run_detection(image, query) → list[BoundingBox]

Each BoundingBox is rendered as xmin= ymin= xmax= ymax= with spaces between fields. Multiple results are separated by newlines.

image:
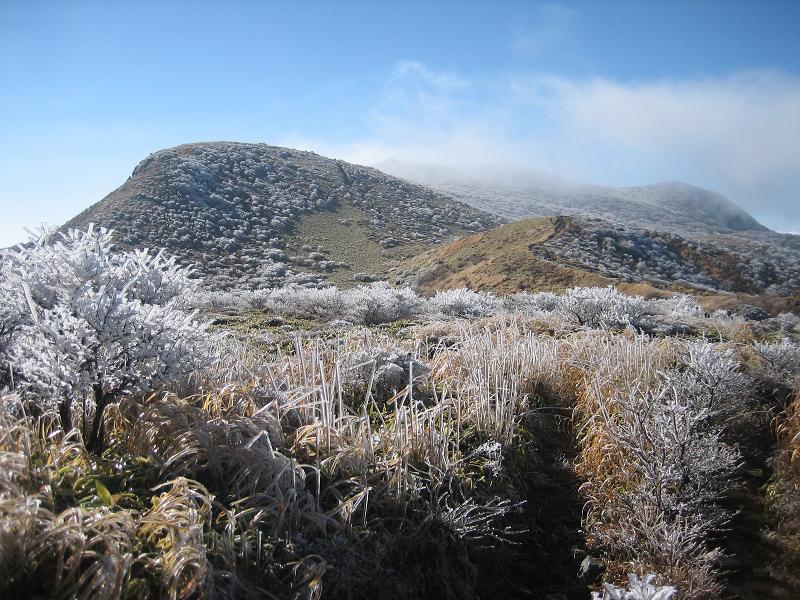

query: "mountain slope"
xmin=376 ymin=161 xmax=767 ymax=235
xmin=63 ymin=142 xmax=502 ymax=289
xmin=393 ymin=216 xmax=800 ymax=298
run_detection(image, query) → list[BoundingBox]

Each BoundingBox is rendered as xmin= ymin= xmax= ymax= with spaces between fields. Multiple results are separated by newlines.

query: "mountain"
xmin=63 ymin=142 xmax=501 ymax=289
xmin=61 ymin=143 xmax=799 ymax=299
xmin=376 ymin=160 xmax=767 ymax=236
xmin=392 ymin=216 xmax=800 ymax=300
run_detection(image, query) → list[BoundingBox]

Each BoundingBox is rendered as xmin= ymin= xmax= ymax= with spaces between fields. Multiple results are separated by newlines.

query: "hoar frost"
xmin=0 ymin=225 xmax=213 ymax=451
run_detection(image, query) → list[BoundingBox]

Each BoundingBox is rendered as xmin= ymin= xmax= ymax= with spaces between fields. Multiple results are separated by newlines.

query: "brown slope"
xmin=391 ymin=217 xmax=615 ymax=295
xmin=391 ymin=216 xmax=800 ymax=310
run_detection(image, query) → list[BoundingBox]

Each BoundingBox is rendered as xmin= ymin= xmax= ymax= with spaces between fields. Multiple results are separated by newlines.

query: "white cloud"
xmin=539 ymin=71 xmax=800 ymax=183
xmin=286 ymin=63 xmax=800 ymax=232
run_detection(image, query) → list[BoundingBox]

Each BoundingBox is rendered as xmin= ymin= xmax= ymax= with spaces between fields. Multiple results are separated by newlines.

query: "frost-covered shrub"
xmin=607 ymin=380 xmax=740 ymax=541
xmin=430 ymin=288 xmax=501 ymax=319
xmin=342 ymin=347 xmax=429 ymax=399
xmin=501 ymin=291 xmax=560 ymax=316
xmin=669 ymin=342 xmax=752 ymax=420
xmin=429 ymin=496 xmax=522 ymax=546
xmin=268 ymin=286 xmax=348 ymax=320
xmin=645 ymin=294 xmax=706 ymax=320
xmin=559 ymin=286 xmax=646 ymax=328
xmin=343 ymin=283 xmax=423 ymax=325
xmin=753 ymin=338 xmax=800 ymax=391
xmin=775 ymin=312 xmax=800 ymax=331
xmin=579 ymin=337 xmax=744 ymax=595
xmin=0 ymin=225 xmax=213 ymax=451
xmin=469 ymin=440 xmax=504 ymax=478
xmin=592 ymin=574 xmax=677 ymax=600
xmin=189 ymin=283 xmax=424 ymax=325
xmin=187 ymin=290 xmax=251 ymax=312
xmin=709 ymin=308 xmax=740 ymax=322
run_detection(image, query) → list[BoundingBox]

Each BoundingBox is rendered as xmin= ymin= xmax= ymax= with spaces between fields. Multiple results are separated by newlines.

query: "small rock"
xmin=578 ymin=555 xmax=606 ymax=584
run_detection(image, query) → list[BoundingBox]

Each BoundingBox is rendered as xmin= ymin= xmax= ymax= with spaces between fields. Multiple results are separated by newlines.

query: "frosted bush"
xmin=431 ymin=496 xmax=522 ymax=546
xmin=592 ymin=574 xmax=677 ymax=600
xmin=243 ymin=289 xmax=274 ymax=310
xmin=430 ymin=288 xmax=501 ymax=319
xmin=470 ymin=440 xmax=504 ymax=478
xmin=502 ymin=291 xmax=560 ymax=316
xmin=343 ymin=283 xmax=423 ymax=325
xmin=0 ymin=225 xmax=213 ymax=452
xmin=559 ymin=286 xmax=646 ymax=328
xmin=269 ymin=286 xmax=348 ymax=320
xmin=586 ymin=341 xmax=745 ymax=592
xmin=775 ymin=312 xmax=800 ymax=330
xmin=709 ymin=308 xmax=739 ymax=322
xmin=753 ymin=338 xmax=800 ymax=390
xmin=670 ymin=341 xmax=752 ymax=418
xmin=187 ymin=290 xmax=250 ymax=311
xmin=608 ymin=381 xmax=740 ymax=539
xmin=646 ymin=294 xmax=706 ymax=320
xmin=188 ymin=283 xmax=424 ymax=325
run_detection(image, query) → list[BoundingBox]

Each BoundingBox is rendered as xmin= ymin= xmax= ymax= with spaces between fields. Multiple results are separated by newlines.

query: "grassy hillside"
xmin=284 ymin=202 xmax=432 ymax=288
xmin=393 ymin=217 xmax=800 ymax=311
xmin=3 ymin=226 xmax=800 ymax=599
xmin=5 ymin=281 xmax=800 ymax=600
xmin=392 ymin=217 xmax=614 ymax=294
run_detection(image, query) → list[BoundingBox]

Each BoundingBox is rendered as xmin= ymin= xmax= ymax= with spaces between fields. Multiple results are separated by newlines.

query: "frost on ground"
xmin=529 ymin=217 xmax=800 ymax=295
xmin=1 ymin=225 xmax=799 ymax=600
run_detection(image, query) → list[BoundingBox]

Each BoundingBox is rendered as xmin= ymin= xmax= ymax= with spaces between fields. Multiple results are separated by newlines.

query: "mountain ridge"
xmin=57 ymin=142 xmax=799 ymax=299
xmin=63 ymin=142 xmax=502 ymax=290
xmin=375 ymin=159 xmax=767 ymax=235
xmin=392 ymin=215 xmax=800 ymax=303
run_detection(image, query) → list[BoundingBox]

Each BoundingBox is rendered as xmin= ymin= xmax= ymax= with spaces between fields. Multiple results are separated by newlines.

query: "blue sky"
xmin=1 ymin=0 xmax=799 ymax=246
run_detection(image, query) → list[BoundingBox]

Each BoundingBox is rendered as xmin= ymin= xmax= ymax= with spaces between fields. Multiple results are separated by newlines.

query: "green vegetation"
xmin=286 ymin=202 xmax=431 ymax=287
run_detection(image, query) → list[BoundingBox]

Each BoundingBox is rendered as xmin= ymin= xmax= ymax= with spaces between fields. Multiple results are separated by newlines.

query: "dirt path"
xmin=477 ymin=406 xmax=590 ymax=600
xmin=720 ymin=410 xmax=800 ymax=600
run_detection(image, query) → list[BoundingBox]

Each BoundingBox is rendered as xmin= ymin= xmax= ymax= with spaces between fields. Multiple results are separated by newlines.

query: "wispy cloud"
xmin=284 ymin=62 xmax=800 ymax=232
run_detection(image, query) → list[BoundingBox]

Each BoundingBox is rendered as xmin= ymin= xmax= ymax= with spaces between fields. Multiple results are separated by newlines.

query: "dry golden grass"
xmin=772 ymin=387 xmax=800 ymax=522
xmin=396 ymin=217 xmax=615 ymax=295
xmin=1 ymin=316 xmax=796 ymax=599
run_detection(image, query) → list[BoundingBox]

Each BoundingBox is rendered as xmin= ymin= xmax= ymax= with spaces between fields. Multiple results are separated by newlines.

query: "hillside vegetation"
xmin=394 ymin=216 xmax=800 ymax=304
xmin=63 ymin=142 xmax=500 ymax=290
xmin=2 ymin=226 xmax=800 ymax=600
